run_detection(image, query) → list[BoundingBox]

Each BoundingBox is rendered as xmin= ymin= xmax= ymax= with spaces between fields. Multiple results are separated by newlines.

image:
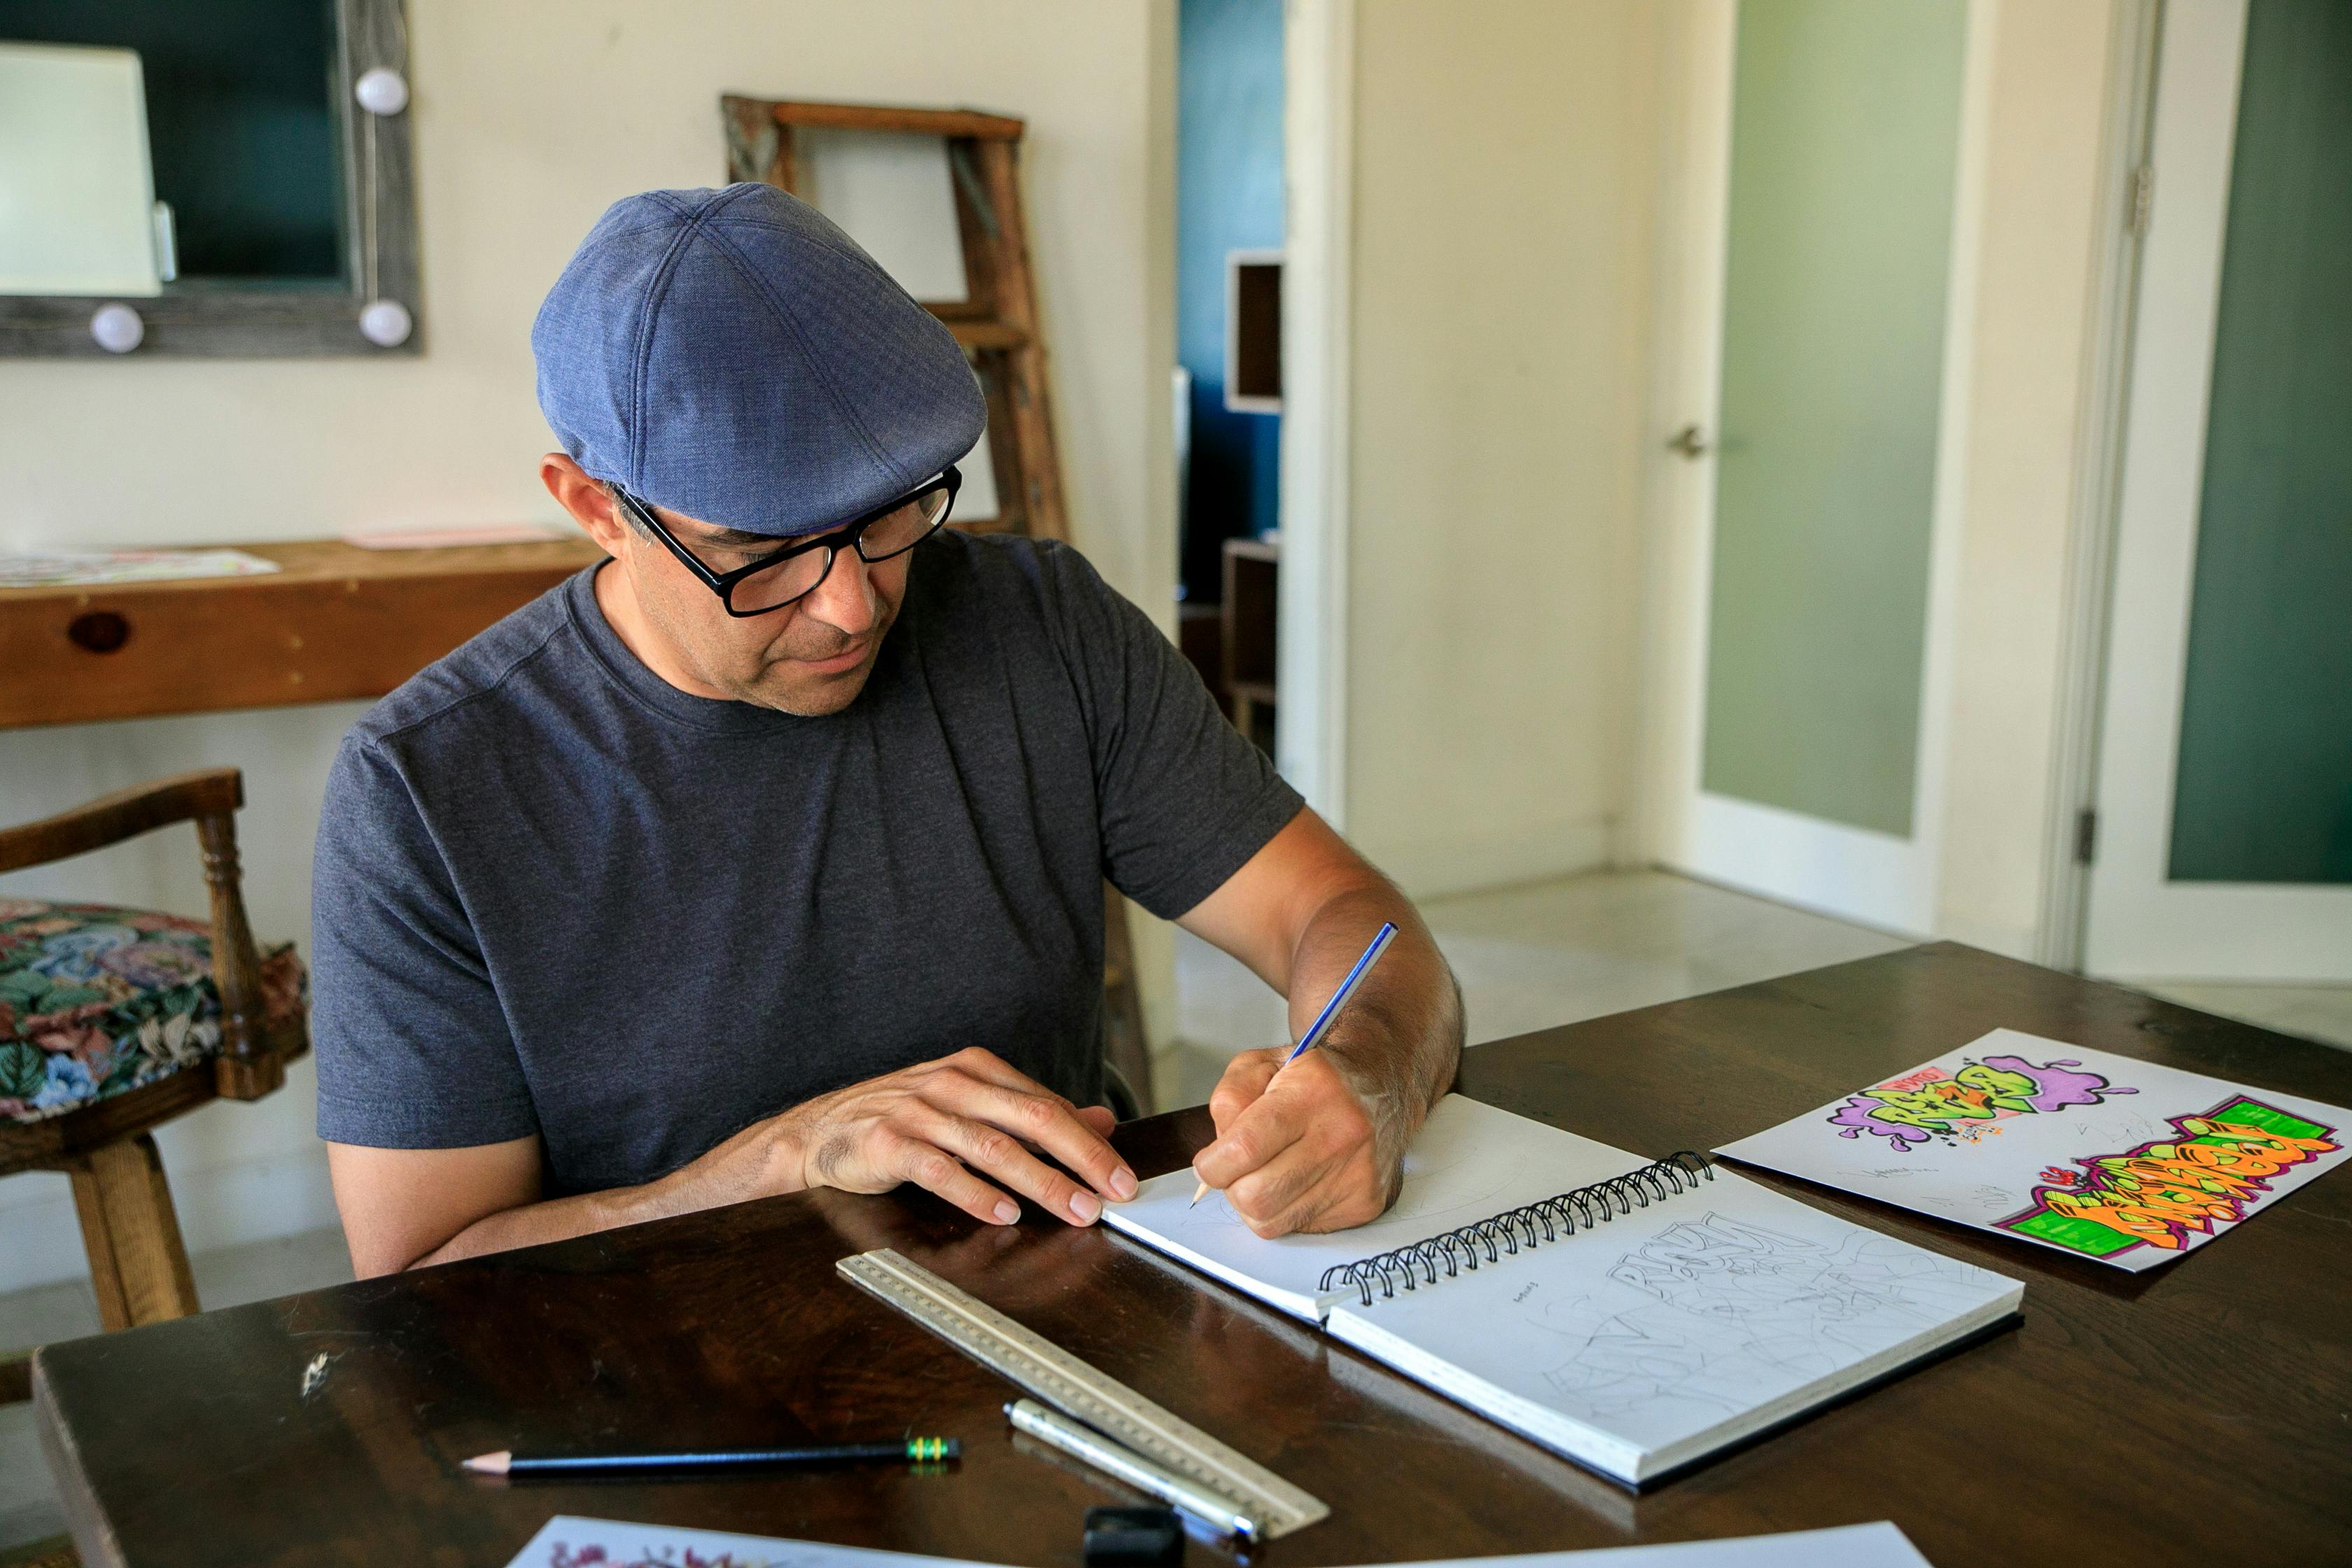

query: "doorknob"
xmin=1667 ymin=424 xmax=1709 ymax=459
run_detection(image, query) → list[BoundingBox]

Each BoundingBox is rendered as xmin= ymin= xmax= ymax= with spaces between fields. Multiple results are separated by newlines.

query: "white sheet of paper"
xmin=1716 ymin=1030 xmax=2351 ymax=1271
xmin=0 ymin=548 xmax=279 ymax=587
xmin=503 ymin=1518 xmax=987 ymax=1568
xmin=1102 ymin=1094 xmax=1647 ymax=1320
xmin=503 ymin=1518 xmax=1930 ymax=1568
xmin=1412 ymin=1523 xmax=1932 ymax=1568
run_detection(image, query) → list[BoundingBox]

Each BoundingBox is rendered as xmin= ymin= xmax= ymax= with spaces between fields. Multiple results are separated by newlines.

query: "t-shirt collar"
xmin=562 ymin=564 xmax=811 ymax=736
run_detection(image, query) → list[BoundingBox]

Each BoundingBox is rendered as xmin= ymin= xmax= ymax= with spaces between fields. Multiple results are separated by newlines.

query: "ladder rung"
xmin=762 ymin=101 xmax=1026 ymax=142
xmin=942 ymin=319 xmax=1028 ymax=351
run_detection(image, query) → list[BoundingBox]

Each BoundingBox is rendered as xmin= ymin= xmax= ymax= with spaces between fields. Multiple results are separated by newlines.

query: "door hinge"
xmin=2128 ymin=165 xmax=2153 ymax=237
xmin=2075 ymin=808 xmax=2099 ymax=866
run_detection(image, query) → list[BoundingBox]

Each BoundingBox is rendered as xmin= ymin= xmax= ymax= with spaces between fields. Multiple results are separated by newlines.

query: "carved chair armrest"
xmin=0 ymin=768 xmax=244 ymax=874
xmin=0 ymin=768 xmax=290 ymax=1099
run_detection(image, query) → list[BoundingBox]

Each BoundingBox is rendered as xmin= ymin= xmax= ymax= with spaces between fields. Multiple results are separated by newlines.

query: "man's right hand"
xmin=773 ymin=1046 xmax=1137 ymax=1226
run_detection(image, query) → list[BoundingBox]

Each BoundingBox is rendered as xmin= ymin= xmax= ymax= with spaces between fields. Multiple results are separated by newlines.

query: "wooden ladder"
xmin=719 ymin=97 xmax=1152 ymax=1112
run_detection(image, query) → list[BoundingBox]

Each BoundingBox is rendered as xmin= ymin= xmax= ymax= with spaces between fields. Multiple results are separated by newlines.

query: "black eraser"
xmin=1084 ymin=1504 xmax=1184 ymax=1566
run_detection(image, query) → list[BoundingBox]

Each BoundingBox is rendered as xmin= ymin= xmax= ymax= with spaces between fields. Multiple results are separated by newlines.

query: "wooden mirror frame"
xmin=0 ymin=0 xmax=420 ymax=358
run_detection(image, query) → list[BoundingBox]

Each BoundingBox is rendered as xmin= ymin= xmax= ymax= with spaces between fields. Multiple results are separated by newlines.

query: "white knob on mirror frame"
xmin=354 ymin=67 xmax=409 ymax=116
xmin=358 ymin=299 xmax=413 ymax=348
xmin=90 ymin=304 xmax=144 ymax=354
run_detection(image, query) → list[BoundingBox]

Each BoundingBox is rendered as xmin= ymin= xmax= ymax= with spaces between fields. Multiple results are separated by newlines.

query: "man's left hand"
xmin=1189 ymin=1044 xmax=1408 ymax=1237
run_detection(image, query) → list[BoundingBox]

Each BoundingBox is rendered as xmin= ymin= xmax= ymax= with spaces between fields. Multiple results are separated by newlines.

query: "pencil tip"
xmin=461 ymin=1450 xmax=512 ymax=1475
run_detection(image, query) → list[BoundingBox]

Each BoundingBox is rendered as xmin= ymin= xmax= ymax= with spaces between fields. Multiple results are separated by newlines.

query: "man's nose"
xmin=802 ymin=547 xmax=878 ymax=636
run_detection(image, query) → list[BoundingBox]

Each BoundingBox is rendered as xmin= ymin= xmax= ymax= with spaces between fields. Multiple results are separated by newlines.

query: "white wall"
xmin=1932 ymin=0 xmax=2118 ymax=958
xmin=1337 ymin=0 xmax=1662 ymax=899
xmin=0 ymin=0 xmax=1176 ymax=1294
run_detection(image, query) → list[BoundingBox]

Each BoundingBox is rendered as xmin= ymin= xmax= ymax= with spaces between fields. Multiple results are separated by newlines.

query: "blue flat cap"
xmin=533 ymin=183 xmax=986 ymax=537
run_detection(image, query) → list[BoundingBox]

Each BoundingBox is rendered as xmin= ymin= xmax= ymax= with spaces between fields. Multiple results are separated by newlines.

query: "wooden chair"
xmin=0 ymin=769 xmax=307 ymax=1404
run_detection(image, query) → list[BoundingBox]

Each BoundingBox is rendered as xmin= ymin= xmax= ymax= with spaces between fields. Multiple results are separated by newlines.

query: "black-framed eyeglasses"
xmin=615 ymin=467 xmax=960 ymax=617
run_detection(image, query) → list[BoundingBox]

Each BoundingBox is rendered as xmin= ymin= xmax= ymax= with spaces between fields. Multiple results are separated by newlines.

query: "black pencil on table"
xmin=462 ymin=1437 xmax=958 ymax=1476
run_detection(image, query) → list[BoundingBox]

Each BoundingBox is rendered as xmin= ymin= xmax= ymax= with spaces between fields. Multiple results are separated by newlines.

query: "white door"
xmin=2085 ymin=0 xmax=2352 ymax=981
xmin=1642 ymin=0 xmax=1988 ymax=934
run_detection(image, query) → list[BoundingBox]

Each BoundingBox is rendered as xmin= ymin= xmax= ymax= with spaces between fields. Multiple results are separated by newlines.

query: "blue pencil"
xmin=1191 ymin=921 xmax=1399 ymax=1206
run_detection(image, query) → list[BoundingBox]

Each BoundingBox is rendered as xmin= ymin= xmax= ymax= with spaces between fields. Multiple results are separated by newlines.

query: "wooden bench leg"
xmin=64 ymin=1134 xmax=201 ymax=1331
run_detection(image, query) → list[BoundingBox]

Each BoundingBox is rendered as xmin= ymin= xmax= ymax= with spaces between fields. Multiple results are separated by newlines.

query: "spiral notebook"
xmin=1104 ymin=1096 xmax=2021 ymax=1488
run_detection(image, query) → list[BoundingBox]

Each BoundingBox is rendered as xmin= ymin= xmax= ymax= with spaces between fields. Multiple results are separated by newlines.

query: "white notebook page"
xmin=1102 ymin=1095 xmax=1648 ymax=1320
xmin=1322 ymin=1165 xmax=2021 ymax=1483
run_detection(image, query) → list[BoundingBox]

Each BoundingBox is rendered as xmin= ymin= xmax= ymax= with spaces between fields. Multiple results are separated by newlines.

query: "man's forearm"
xmin=1291 ymin=878 xmax=1462 ymax=1144
xmin=410 ymin=1116 xmax=797 ymax=1269
xmin=393 ymin=1042 xmax=1133 ymax=1270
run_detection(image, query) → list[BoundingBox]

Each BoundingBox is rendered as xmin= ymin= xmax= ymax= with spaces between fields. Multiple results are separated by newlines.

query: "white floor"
xmin=2136 ymin=981 xmax=2352 ymax=1054
xmin=1155 ymin=868 xmax=1917 ymax=1106
xmin=5 ymin=867 xmax=2346 ymax=1552
xmin=1158 ymin=867 xmax=2352 ymax=1101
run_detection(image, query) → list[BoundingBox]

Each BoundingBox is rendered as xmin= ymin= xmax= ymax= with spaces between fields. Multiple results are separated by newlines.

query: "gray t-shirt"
xmin=311 ymin=533 xmax=1301 ymax=1194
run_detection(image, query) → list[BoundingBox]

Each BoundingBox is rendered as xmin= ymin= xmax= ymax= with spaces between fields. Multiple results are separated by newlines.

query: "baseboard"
xmin=0 ymin=1144 xmax=337 ymax=1297
xmin=1371 ymin=815 xmax=1614 ymax=903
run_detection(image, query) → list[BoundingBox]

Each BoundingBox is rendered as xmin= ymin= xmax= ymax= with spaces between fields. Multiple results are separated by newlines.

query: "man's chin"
xmin=737 ymin=653 xmax=876 ymax=716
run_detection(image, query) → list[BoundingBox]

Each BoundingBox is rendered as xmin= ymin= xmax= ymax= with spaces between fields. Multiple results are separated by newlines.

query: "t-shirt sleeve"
xmin=309 ymin=733 xmax=540 ymax=1149
xmin=1037 ymin=542 xmax=1305 ymax=918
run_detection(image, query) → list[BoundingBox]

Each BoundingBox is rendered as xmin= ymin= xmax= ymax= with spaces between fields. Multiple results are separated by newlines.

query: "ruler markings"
xmin=836 ymin=1248 xmax=1330 ymax=1538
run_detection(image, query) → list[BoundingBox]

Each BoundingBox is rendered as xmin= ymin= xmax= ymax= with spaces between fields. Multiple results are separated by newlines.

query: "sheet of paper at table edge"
xmin=501 ymin=1518 xmax=1930 ymax=1568
xmin=0 ymin=548 xmax=281 ymax=587
xmin=1715 ymin=1028 xmax=2352 ymax=1273
xmin=1101 ymin=1093 xmax=1650 ymax=1321
xmin=1321 ymin=1163 xmax=2020 ymax=1485
xmin=1389 ymin=1522 xmax=1932 ymax=1568
xmin=503 ymin=1516 xmax=1000 ymax=1568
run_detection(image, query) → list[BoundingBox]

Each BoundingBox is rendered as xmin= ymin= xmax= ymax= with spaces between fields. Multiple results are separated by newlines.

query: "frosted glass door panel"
xmin=2167 ymin=0 xmax=2352 ymax=885
xmin=1700 ymin=0 xmax=1968 ymax=837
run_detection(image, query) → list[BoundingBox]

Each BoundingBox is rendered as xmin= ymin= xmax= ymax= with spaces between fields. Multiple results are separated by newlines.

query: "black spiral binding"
xmin=1316 ymin=1151 xmax=1715 ymax=1308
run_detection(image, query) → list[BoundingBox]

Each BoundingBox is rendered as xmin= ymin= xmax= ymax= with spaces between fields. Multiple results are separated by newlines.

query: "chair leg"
xmin=64 ymin=1134 xmax=202 ymax=1331
xmin=1100 ymin=885 xmax=1156 ymax=1117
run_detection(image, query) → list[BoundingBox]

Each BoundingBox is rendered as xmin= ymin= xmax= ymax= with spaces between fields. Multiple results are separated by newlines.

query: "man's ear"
xmin=542 ymin=454 xmax=630 ymax=556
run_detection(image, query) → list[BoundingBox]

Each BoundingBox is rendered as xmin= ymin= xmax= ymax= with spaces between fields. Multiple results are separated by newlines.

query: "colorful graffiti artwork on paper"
xmin=1997 ymin=1099 xmax=2339 ymax=1259
xmin=1826 ymin=1056 xmax=2138 ymax=1152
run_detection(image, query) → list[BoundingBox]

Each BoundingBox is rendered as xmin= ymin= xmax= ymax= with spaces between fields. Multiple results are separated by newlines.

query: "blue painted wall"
xmin=1177 ymin=0 xmax=1283 ymax=601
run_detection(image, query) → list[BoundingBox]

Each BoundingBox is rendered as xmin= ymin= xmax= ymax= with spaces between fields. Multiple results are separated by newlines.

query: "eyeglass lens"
xmin=728 ymin=484 xmax=954 ymax=612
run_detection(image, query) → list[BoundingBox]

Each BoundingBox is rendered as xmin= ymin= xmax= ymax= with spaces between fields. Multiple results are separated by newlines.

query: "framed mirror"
xmin=0 ymin=0 xmax=418 ymax=357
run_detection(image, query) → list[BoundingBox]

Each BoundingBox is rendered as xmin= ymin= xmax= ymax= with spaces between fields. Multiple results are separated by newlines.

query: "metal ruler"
xmin=837 ymin=1247 xmax=1330 ymax=1539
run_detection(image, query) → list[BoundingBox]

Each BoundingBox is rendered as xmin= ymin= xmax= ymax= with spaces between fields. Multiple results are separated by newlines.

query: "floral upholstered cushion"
xmin=0 ymin=897 xmax=305 ymax=1124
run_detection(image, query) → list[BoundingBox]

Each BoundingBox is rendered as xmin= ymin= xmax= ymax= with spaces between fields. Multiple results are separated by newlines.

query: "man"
xmin=313 ymin=183 xmax=1460 ymax=1278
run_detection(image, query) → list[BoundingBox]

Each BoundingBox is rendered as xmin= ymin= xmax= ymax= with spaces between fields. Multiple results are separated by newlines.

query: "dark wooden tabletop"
xmin=33 ymin=944 xmax=2352 ymax=1567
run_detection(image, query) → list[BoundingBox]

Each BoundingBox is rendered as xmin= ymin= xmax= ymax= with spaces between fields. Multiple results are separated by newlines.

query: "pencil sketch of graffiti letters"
xmin=1828 ymin=1056 xmax=2140 ymax=1152
xmin=1529 ymin=1214 xmax=1990 ymax=1423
